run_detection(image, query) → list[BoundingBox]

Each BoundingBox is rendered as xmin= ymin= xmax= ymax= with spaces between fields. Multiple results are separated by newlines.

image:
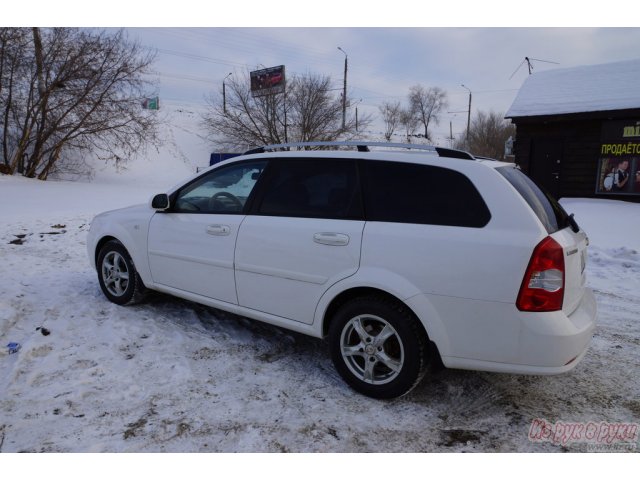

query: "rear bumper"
xmin=517 ymin=287 xmax=597 ymax=371
xmin=442 ymin=339 xmax=591 ymax=375
xmin=433 ymin=288 xmax=598 ymax=374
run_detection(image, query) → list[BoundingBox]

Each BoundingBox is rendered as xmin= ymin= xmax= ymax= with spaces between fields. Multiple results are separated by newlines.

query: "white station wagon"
xmin=87 ymin=142 xmax=597 ymax=398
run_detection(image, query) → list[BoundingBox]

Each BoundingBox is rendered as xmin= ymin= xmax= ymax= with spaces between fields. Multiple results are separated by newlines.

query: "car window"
xmin=257 ymin=158 xmax=363 ymax=219
xmin=363 ymin=160 xmax=491 ymax=228
xmin=496 ymin=166 xmax=569 ymax=234
xmin=173 ymin=160 xmax=267 ymax=214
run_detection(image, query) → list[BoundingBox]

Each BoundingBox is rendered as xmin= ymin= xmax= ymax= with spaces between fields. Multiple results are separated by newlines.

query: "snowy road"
xmin=1 ymin=177 xmax=639 ymax=452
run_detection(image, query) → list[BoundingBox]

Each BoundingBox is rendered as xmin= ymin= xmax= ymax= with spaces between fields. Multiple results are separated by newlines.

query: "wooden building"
xmin=506 ymin=59 xmax=640 ymax=202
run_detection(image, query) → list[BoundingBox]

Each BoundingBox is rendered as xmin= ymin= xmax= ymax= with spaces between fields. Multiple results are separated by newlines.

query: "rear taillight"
xmin=517 ymin=236 xmax=565 ymax=312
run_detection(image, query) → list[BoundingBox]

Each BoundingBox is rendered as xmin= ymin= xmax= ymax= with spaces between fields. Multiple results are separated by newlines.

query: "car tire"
xmin=97 ymin=240 xmax=146 ymax=305
xmin=329 ymin=295 xmax=429 ymax=399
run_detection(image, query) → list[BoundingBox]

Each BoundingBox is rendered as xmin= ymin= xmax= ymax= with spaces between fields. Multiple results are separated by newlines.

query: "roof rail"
xmin=243 ymin=141 xmax=475 ymax=159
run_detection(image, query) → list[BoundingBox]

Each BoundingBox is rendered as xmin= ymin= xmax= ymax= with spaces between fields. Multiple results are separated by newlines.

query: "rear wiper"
xmin=567 ymin=213 xmax=580 ymax=233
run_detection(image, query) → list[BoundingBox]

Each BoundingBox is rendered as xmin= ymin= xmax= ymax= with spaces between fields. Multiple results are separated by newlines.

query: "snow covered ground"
xmin=1 ymin=109 xmax=639 ymax=454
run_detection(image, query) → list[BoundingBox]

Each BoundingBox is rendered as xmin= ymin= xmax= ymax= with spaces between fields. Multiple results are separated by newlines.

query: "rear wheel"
xmin=329 ymin=296 xmax=429 ymax=399
xmin=97 ymin=240 xmax=146 ymax=305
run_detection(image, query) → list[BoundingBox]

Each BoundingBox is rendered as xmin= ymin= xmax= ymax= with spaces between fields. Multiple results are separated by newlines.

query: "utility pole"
xmin=223 ymin=72 xmax=232 ymax=114
xmin=461 ymin=84 xmax=472 ymax=143
xmin=338 ymin=47 xmax=348 ymax=130
xmin=284 ymin=87 xmax=288 ymax=143
xmin=354 ymin=99 xmax=362 ymax=133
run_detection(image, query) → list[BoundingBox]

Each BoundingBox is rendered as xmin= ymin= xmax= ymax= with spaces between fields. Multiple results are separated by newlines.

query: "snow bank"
xmin=561 ymin=197 xmax=640 ymax=251
xmin=0 ymin=105 xmax=211 ymax=222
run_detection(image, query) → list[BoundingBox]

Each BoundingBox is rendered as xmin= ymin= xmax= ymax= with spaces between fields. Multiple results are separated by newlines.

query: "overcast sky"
xmin=8 ymin=2 xmax=640 ymax=145
xmin=123 ymin=27 xmax=640 ymax=143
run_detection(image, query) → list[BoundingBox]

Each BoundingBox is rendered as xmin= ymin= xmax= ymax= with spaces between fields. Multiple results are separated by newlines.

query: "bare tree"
xmin=408 ymin=85 xmax=448 ymax=142
xmin=455 ymin=110 xmax=516 ymax=159
xmin=204 ymin=72 xmax=284 ymax=149
xmin=400 ymin=107 xmax=419 ymax=142
xmin=0 ymin=28 xmax=31 ymax=174
xmin=203 ymin=71 xmax=369 ymax=151
xmin=379 ymin=100 xmax=402 ymax=142
xmin=1 ymin=28 xmax=159 ymax=180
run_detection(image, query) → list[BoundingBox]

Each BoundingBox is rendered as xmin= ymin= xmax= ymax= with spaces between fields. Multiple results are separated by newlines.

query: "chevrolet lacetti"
xmin=87 ymin=142 xmax=597 ymax=398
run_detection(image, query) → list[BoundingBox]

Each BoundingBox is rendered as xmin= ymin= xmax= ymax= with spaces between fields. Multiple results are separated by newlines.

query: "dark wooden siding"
xmin=510 ymin=110 xmax=640 ymax=202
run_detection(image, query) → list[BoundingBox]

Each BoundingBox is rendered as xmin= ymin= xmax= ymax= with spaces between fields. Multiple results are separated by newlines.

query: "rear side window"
xmin=363 ymin=160 xmax=491 ymax=228
xmin=497 ymin=166 xmax=569 ymax=234
xmin=257 ymin=158 xmax=363 ymax=219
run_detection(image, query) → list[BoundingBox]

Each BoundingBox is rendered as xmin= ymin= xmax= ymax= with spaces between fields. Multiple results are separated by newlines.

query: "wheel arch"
xmin=319 ymin=286 xmax=444 ymax=371
xmin=94 ymin=235 xmax=119 ymax=268
xmin=94 ymin=235 xmax=148 ymax=305
xmin=91 ymin=223 xmax=152 ymax=286
xmin=321 ymin=287 xmax=404 ymax=337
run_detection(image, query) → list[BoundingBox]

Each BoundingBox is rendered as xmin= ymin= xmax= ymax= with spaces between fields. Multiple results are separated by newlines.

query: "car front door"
xmin=147 ymin=160 xmax=267 ymax=304
xmin=235 ymin=158 xmax=365 ymax=324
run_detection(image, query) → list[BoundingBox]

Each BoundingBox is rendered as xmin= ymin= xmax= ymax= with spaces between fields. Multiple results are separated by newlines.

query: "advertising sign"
xmin=142 ymin=96 xmax=159 ymax=110
xmin=596 ymin=120 xmax=640 ymax=195
xmin=250 ymin=65 xmax=285 ymax=97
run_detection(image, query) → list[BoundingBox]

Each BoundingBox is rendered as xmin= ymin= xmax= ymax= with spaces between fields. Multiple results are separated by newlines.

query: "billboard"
xmin=596 ymin=120 xmax=640 ymax=195
xmin=250 ymin=65 xmax=285 ymax=96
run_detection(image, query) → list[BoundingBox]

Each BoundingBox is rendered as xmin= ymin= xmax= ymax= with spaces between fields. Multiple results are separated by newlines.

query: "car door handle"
xmin=206 ymin=224 xmax=231 ymax=236
xmin=313 ymin=232 xmax=349 ymax=246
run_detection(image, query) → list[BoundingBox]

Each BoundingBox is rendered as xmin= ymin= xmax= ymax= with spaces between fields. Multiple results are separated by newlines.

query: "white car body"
xmin=88 ymin=143 xmax=597 ymax=397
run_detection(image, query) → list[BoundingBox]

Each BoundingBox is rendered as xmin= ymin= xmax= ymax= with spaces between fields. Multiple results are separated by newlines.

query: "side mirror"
xmin=151 ymin=193 xmax=170 ymax=210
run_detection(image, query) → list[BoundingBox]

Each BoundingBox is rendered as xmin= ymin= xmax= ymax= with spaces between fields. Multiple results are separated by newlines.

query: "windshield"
xmin=497 ymin=166 xmax=570 ymax=234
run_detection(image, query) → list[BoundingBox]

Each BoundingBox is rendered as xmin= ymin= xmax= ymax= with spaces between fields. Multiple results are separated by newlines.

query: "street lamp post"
xmin=461 ymin=84 xmax=472 ymax=143
xmin=284 ymin=86 xmax=288 ymax=143
xmin=223 ymin=72 xmax=232 ymax=114
xmin=338 ymin=47 xmax=348 ymax=130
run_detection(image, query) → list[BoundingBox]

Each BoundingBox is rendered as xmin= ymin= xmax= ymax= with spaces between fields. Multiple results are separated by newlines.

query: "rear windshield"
xmin=497 ymin=166 xmax=569 ymax=234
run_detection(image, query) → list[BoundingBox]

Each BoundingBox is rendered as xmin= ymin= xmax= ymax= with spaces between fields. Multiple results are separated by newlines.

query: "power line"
xmin=142 ymin=28 xmax=339 ymax=71
xmin=149 ymin=46 xmax=247 ymax=68
xmin=183 ymin=28 xmax=337 ymax=66
xmin=149 ymin=71 xmax=218 ymax=85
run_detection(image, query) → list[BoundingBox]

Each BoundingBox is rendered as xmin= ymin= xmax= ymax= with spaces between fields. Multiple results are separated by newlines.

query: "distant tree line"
xmin=378 ymin=85 xmax=514 ymax=159
xmin=205 ymin=73 xmax=514 ymax=160
xmin=0 ymin=28 xmax=158 ymax=180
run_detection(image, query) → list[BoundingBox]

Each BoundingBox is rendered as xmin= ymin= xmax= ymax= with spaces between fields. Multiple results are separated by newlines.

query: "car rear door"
xmin=234 ymin=157 xmax=364 ymax=324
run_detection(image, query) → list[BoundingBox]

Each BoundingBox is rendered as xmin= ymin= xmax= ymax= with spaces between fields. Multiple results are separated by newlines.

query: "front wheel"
xmin=329 ymin=296 xmax=429 ymax=399
xmin=97 ymin=240 xmax=146 ymax=305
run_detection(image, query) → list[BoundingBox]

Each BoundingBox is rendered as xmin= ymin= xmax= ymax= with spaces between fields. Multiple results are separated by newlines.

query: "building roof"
xmin=506 ymin=58 xmax=640 ymax=118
